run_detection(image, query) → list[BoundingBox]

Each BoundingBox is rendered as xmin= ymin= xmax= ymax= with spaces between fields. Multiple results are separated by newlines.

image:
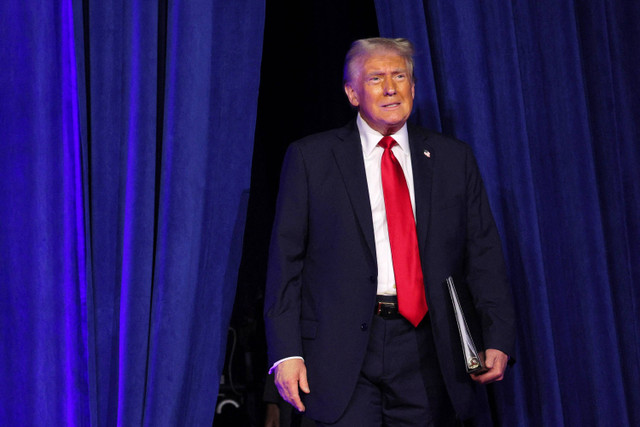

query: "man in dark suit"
xmin=264 ymin=38 xmax=515 ymax=426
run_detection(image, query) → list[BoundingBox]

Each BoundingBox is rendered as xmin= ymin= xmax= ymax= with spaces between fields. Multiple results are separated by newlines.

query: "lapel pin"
xmin=424 ymin=150 xmax=431 ymax=158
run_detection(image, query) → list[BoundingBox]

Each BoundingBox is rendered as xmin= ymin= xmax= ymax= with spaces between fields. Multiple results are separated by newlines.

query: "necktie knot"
xmin=379 ymin=136 xmax=397 ymax=150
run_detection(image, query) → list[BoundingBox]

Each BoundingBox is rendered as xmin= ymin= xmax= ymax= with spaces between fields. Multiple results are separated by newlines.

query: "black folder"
xmin=445 ymin=276 xmax=487 ymax=374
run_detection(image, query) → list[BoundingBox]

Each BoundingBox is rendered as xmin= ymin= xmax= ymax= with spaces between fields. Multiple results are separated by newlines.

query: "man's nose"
xmin=383 ymin=79 xmax=397 ymax=95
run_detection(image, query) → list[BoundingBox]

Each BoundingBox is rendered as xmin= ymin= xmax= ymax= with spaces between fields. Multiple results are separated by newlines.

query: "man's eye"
xmin=369 ymin=77 xmax=381 ymax=83
xmin=396 ymin=74 xmax=406 ymax=80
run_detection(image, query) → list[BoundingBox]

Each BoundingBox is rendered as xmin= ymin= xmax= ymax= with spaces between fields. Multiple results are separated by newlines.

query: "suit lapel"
xmin=332 ymin=122 xmax=377 ymax=261
xmin=330 ymin=122 xmax=433 ymax=262
xmin=408 ymin=125 xmax=434 ymax=249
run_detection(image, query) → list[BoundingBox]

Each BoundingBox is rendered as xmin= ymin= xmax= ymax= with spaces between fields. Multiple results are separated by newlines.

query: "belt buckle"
xmin=375 ymin=301 xmax=395 ymax=316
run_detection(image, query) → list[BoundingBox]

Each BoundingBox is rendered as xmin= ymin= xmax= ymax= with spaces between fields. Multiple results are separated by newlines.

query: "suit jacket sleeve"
xmin=462 ymin=145 xmax=515 ymax=356
xmin=263 ymin=143 xmax=308 ymax=366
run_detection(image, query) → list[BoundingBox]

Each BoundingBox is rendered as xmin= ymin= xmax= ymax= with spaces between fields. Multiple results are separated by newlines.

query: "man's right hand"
xmin=274 ymin=358 xmax=310 ymax=412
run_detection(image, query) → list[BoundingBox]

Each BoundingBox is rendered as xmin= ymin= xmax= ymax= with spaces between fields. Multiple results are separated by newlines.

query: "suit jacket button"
xmin=369 ymin=276 xmax=376 ymax=283
xmin=360 ymin=323 xmax=368 ymax=331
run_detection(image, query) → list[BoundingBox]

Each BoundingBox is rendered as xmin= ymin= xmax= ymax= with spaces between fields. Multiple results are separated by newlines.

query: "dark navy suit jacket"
xmin=264 ymin=120 xmax=515 ymax=423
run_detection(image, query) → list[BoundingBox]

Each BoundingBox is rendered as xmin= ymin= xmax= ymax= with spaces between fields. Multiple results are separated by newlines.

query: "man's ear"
xmin=344 ymin=84 xmax=359 ymax=107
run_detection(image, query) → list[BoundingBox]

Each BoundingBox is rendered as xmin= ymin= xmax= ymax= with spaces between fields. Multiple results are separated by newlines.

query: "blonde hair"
xmin=343 ymin=37 xmax=415 ymax=84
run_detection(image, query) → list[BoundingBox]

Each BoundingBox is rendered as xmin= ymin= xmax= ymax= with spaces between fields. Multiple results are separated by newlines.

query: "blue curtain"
xmin=1 ymin=0 xmax=265 ymax=425
xmin=1 ymin=2 xmax=90 ymax=424
xmin=375 ymin=0 xmax=640 ymax=426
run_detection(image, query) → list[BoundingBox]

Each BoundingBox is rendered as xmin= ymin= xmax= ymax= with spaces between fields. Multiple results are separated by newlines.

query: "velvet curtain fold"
xmin=1 ymin=2 xmax=90 ymax=424
xmin=375 ymin=0 xmax=640 ymax=426
xmin=1 ymin=0 xmax=265 ymax=425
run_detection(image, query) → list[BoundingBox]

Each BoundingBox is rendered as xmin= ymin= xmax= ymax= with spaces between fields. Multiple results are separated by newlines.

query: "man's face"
xmin=344 ymin=52 xmax=415 ymax=135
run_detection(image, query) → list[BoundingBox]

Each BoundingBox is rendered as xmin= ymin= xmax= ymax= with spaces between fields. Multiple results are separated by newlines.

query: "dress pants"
xmin=316 ymin=314 xmax=458 ymax=427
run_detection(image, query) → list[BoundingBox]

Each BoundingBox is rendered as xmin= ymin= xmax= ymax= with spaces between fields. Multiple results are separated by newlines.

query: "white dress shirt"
xmin=356 ymin=113 xmax=416 ymax=296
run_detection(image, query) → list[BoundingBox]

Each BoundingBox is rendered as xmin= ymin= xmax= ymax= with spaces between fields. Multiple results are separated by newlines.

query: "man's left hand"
xmin=470 ymin=348 xmax=509 ymax=384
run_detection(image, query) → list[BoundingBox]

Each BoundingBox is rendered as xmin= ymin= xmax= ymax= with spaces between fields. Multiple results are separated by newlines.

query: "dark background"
xmin=219 ymin=2 xmax=379 ymax=425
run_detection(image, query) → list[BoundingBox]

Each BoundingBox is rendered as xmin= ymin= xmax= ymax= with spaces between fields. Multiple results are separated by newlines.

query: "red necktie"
xmin=379 ymin=136 xmax=428 ymax=326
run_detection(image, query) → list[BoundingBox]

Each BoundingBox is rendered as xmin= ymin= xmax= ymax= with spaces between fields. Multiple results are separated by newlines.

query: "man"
xmin=264 ymin=38 xmax=515 ymax=426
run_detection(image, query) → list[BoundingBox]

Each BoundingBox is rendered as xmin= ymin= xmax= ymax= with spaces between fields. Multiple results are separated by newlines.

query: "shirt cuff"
xmin=268 ymin=356 xmax=304 ymax=375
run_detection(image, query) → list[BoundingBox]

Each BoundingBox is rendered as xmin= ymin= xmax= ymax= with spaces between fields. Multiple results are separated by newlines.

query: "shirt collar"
xmin=356 ymin=113 xmax=410 ymax=156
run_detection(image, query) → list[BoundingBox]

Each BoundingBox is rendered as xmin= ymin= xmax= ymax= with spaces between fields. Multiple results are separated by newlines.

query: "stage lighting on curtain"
xmin=1 ymin=0 xmax=265 ymax=425
xmin=374 ymin=0 xmax=640 ymax=426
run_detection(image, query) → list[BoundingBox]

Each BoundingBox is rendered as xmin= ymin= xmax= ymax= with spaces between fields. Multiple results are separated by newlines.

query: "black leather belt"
xmin=374 ymin=295 xmax=402 ymax=319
